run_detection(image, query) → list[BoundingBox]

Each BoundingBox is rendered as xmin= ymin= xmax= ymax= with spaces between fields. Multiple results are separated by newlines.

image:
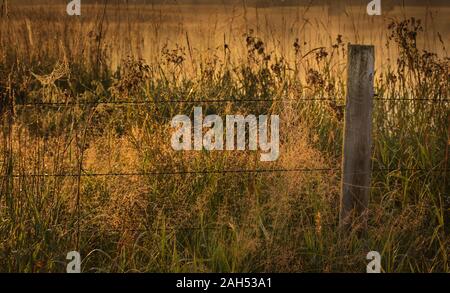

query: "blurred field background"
xmin=0 ymin=0 xmax=448 ymax=272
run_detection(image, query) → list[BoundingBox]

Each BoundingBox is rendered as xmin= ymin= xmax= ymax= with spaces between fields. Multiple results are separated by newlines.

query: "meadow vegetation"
xmin=0 ymin=3 xmax=448 ymax=272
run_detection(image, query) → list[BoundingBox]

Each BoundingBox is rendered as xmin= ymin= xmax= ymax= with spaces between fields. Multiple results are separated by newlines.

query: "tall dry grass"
xmin=0 ymin=2 xmax=448 ymax=272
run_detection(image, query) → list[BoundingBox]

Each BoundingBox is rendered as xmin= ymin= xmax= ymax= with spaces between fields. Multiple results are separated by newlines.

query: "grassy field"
xmin=0 ymin=2 xmax=448 ymax=272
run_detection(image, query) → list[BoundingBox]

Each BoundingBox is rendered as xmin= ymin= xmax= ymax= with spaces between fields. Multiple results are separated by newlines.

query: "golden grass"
xmin=0 ymin=2 xmax=448 ymax=272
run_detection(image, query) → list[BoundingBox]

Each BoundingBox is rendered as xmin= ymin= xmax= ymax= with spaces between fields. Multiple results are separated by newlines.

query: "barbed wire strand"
xmin=13 ymin=97 xmax=450 ymax=107
xmin=1 ymin=167 xmax=446 ymax=178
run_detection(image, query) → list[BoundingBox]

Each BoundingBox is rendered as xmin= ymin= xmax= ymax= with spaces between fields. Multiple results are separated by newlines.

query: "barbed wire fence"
xmin=1 ymin=45 xmax=449 ymax=251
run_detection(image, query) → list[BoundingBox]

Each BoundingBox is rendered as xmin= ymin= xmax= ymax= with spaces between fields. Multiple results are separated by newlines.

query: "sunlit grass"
xmin=0 ymin=3 xmax=448 ymax=273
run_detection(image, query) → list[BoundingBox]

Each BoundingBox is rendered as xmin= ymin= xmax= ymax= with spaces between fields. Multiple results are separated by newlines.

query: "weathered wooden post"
xmin=340 ymin=44 xmax=375 ymax=231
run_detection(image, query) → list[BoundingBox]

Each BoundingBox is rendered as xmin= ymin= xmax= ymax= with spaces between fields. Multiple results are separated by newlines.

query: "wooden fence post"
xmin=340 ymin=44 xmax=375 ymax=231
